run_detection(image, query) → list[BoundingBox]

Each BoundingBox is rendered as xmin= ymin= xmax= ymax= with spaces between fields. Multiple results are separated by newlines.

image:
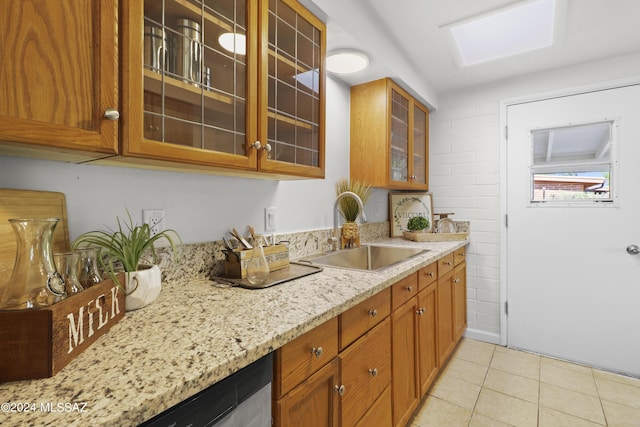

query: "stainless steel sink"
xmin=300 ymin=245 xmax=429 ymax=272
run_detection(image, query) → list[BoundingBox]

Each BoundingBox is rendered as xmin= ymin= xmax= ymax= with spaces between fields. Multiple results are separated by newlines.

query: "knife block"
xmin=224 ymin=244 xmax=290 ymax=278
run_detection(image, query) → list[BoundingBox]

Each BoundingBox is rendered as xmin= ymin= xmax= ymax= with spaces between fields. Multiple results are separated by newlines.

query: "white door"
xmin=506 ymin=84 xmax=640 ymax=377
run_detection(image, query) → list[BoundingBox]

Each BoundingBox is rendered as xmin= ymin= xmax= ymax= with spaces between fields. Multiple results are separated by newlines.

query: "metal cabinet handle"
xmin=627 ymin=244 xmax=640 ymax=255
xmin=103 ymin=108 xmax=120 ymax=121
xmin=406 ymin=286 xmax=413 ymax=292
xmin=368 ymin=368 xmax=378 ymax=377
xmin=368 ymin=309 xmax=378 ymax=317
xmin=427 ymin=272 xmax=434 ymax=278
xmin=416 ymin=307 xmax=426 ymax=316
xmin=335 ymin=384 xmax=345 ymax=396
xmin=252 ymin=141 xmax=272 ymax=152
xmin=444 ymin=261 xmax=452 ymax=266
xmin=453 ymin=278 xmax=460 ymax=284
xmin=311 ymin=346 xmax=324 ymax=358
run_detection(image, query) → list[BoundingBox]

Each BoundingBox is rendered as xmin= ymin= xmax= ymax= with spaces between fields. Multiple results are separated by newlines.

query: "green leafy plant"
xmin=335 ymin=178 xmax=371 ymax=222
xmin=72 ymin=210 xmax=181 ymax=293
xmin=407 ymin=216 xmax=430 ymax=232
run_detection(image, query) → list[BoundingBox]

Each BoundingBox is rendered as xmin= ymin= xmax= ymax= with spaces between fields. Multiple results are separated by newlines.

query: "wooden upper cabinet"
xmin=350 ymin=78 xmax=429 ymax=189
xmin=120 ymin=0 xmax=325 ymax=178
xmin=0 ymin=0 xmax=119 ymax=161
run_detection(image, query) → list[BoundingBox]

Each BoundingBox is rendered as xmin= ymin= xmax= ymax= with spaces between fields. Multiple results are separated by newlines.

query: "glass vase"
xmin=54 ymin=252 xmax=84 ymax=296
xmin=0 ymin=218 xmax=67 ymax=310
xmin=246 ymin=243 xmax=270 ymax=285
xmin=75 ymin=247 xmax=103 ymax=288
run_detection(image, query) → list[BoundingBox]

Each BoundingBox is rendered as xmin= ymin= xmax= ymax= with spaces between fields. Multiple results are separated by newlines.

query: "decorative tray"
xmin=403 ymin=231 xmax=469 ymax=242
xmin=214 ymin=262 xmax=323 ymax=289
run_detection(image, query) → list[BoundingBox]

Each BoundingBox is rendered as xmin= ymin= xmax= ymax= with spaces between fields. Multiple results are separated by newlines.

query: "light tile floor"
xmin=410 ymin=338 xmax=640 ymax=427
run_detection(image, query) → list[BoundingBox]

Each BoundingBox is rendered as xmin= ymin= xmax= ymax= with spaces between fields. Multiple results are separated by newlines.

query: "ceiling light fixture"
xmin=444 ymin=0 xmax=557 ymax=67
xmin=218 ymin=32 xmax=246 ymax=55
xmin=326 ymin=50 xmax=369 ymax=74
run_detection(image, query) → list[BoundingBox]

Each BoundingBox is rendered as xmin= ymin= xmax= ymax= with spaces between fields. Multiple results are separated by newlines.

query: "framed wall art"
xmin=389 ymin=192 xmax=434 ymax=237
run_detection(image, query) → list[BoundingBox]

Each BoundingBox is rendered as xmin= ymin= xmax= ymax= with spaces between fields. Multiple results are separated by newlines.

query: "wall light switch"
xmin=265 ymin=207 xmax=277 ymax=232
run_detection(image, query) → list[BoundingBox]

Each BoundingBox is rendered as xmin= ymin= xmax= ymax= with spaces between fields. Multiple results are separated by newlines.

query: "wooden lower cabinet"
xmin=391 ymin=297 xmax=419 ymax=427
xmin=437 ymin=269 xmax=456 ymax=364
xmin=355 ymin=385 xmax=392 ymax=427
xmin=273 ymin=248 xmax=468 ymax=427
xmin=417 ymin=282 xmax=438 ymax=397
xmin=273 ymin=358 xmax=340 ymax=427
xmin=340 ymin=318 xmax=392 ymax=427
xmin=453 ymin=261 xmax=467 ymax=342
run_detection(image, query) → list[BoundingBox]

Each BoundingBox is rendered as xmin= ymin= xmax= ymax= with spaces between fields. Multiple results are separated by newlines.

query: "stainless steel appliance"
xmin=140 ymin=353 xmax=272 ymax=427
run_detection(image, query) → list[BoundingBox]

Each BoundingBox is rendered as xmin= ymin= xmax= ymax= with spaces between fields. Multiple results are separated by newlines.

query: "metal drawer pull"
xmin=444 ymin=261 xmax=452 ymax=266
xmin=368 ymin=309 xmax=378 ymax=317
xmin=453 ymin=278 xmax=460 ymax=284
xmin=335 ymin=384 xmax=346 ymax=396
xmin=311 ymin=346 xmax=324 ymax=358
xmin=427 ymin=272 xmax=434 ymax=277
xmin=416 ymin=307 xmax=426 ymax=315
xmin=368 ymin=368 xmax=378 ymax=377
xmin=406 ymin=286 xmax=413 ymax=292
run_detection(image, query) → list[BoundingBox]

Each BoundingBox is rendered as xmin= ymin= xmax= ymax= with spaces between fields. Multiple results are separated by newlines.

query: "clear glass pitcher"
xmin=0 ymin=218 xmax=67 ymax=310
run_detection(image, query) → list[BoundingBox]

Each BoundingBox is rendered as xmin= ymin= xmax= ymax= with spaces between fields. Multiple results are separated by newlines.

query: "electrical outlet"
xmin=143 ymin=209 xmax=165 ymax=237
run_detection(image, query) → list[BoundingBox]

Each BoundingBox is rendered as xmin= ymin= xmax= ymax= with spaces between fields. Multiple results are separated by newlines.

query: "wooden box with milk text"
xmin=0 ymin=275 xmax=125 ymax=382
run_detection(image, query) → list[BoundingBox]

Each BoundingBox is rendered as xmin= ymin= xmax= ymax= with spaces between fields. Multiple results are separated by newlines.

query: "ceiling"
xmin=300 ymin=0 xmax=640 ymax=109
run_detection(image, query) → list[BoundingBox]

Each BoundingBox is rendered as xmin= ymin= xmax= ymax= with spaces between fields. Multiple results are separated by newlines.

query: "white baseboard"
xmin=463 ymin=328 xmax=501 ymax=345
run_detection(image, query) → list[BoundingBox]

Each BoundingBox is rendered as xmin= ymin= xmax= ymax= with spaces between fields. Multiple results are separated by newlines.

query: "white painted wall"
xmin=429 ymin=52 xmax=640 ymax=343
xmin=0 ymin=77 xmax=388 ymax=243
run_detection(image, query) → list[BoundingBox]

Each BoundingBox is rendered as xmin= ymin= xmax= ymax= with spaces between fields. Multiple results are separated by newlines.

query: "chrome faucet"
xmin=328 ymin=191 xmax=368 ymax=251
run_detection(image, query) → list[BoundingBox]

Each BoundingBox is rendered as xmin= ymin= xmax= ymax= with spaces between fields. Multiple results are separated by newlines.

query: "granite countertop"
xmin=0 ymin=238 xmax=467 ymax=426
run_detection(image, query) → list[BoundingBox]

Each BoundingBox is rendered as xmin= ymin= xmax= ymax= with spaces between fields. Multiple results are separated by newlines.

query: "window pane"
xmin=530 ymin=122 xmax=613 ymax=202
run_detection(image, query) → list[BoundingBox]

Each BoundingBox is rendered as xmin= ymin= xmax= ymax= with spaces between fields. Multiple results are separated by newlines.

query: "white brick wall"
xmin=429 ymin=52 xmax=640 ymax=344
xmin=430 ymin=103 xmax=502 ymax=341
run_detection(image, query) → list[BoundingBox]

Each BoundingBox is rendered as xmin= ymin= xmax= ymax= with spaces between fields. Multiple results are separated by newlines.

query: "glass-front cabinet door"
xmin=121 ymin=0 xmax=325 ymax=178
xmin=259 ymin=0 xmax=325 ymax=178
xmin=390 ymin=88 xmax=410 ymax=185
xmin=389 ymin=84 xmax=428 ymax=189
xmin=411 ymin=102 xmax=429 ymax=189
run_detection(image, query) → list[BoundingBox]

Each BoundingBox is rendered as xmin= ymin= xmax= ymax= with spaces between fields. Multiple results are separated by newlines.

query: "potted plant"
xmin=407 ymin=216 xmax=430 ymax=233
xmin=72 ymin=211 xmax=181 ymax=311
xmin=335 ymin=178 xmax=371 ymax=248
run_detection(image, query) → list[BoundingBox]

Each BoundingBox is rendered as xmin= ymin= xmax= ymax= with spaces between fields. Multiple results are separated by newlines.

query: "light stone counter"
xmin=0 ymin=238 xmax=467 ymax=426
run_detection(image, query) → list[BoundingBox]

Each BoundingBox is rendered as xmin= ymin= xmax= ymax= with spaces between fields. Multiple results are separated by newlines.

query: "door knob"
xmin=627 ymin=244 xmax=640 ymax=255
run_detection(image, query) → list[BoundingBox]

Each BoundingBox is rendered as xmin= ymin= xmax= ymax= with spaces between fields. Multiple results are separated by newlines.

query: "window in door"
xmin=530 ymin=121 xmax=615 ymax=203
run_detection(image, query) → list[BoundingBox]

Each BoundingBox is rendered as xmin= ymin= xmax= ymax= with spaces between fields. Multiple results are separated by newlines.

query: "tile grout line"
xmin=466 ymin=343 xmax=497 ymax=427
xmin=592 ymin=367 xmax=609 ymax=426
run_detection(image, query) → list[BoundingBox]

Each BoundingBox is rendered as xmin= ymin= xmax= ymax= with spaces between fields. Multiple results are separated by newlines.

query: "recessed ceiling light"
xmin=218 ymin=32 xmax=246 ymax=55
xmin=446 ymin=0 xmax=557 ymax=66
xmin=326 ymin=50 xmax=369 ymax=74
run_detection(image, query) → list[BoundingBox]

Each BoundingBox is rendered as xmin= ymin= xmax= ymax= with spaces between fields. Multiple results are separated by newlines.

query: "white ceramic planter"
xmin=125 ymin=264 xmax=162 ymax=311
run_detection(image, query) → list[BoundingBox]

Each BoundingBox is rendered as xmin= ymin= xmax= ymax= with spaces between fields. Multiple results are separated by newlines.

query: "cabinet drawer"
xmin=274 ymin=317 xmax=339 ymax=398
xmin=391 ymin=273 xmax=418 ymax=311
xmin=340 ymin=288 xmax=390 ymax=350
xmin=340 ymin=317 xmax=391 ymax=427
xmin=454 ymin=246 xmax=466 ymax=266
xmin=438 ymin=253 xmax=454 ymax=276
xmin=355 ymin=385 xmax=392 ymax=427
xmin=418 ymin=262 xmax=437 ymax=291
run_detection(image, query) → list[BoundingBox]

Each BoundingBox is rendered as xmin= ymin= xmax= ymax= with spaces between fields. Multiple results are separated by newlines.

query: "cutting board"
xmin=0 ymin=189 xmax=70 ymax=294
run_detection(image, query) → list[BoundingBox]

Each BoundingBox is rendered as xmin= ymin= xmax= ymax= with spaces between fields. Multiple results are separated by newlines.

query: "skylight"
xmin=448 ymin=0 xmax=556 ymax=66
